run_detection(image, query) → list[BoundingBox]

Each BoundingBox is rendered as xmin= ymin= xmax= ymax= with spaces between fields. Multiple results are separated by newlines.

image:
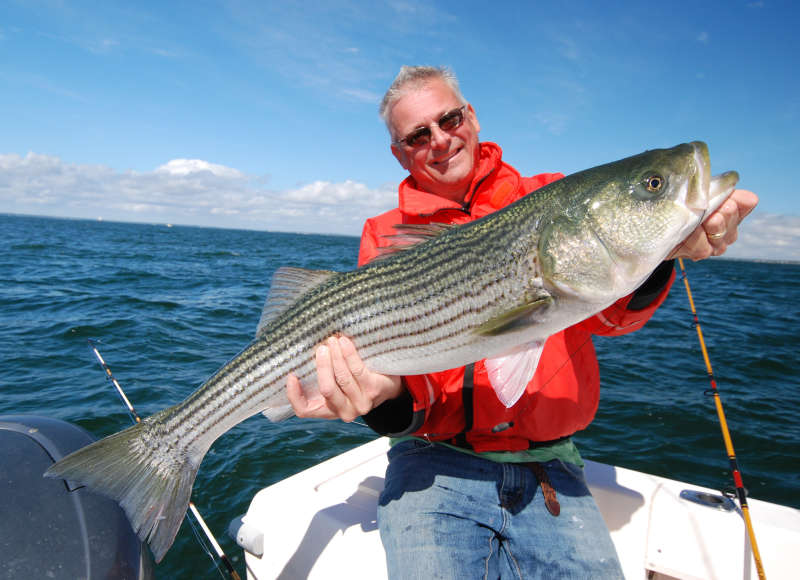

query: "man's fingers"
xmin=339 ymin=335 xmax=367 ymax=379
xmin=286 ymin=335 xmax=398 ymax=422
xmin=335 ymin=336 xmax=373 ymax=415
xmin=315 ymin=344 xmax=337 ymax=397
xmin=732 ymin=189 xmax=758 ymax=220
xmin=287 ymin=372 xmax=337 ymax=419
xmin=668 ymin=189 xmax=759 ymax=261
xmin=704 ymin=210 xmax=727 ymax=239
xmin=671 ymin=228 xmax=712 ymax=261
xmin=316 ymin=340 xmax=360 ymax=422
xmin=327 ymin=337 xmax=356 ymax=391
xmin=705 ymin=192 xmax=755 ymax=256
xmin=286 ymin=372 xmax=307 ymax=410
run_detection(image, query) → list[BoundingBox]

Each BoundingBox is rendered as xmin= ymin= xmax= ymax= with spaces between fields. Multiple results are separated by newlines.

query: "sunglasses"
xmin=392 ymin=105 xmax=468 ymax=148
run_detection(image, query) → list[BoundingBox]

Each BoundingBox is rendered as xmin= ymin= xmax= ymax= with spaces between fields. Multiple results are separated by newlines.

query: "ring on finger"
xmin=708 ymin=230 xmax=726 ymax=240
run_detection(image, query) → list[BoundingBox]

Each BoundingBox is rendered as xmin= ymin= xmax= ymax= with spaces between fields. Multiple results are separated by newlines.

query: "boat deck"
xmin=231 ymin=438 xmax=800 ymax=579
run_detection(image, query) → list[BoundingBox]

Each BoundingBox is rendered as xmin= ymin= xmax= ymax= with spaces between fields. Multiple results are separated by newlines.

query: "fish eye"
xmin=645 ymin=174 xmax=665 ymax=192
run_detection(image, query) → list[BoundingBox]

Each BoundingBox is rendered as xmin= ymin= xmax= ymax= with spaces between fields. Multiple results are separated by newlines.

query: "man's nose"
xmin=429 ymin=124 xmax=451 ymax=150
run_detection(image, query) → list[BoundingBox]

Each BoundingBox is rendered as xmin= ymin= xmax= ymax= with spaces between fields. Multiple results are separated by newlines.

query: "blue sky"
xmin=1 ymin=0 xmax=798 ymax=261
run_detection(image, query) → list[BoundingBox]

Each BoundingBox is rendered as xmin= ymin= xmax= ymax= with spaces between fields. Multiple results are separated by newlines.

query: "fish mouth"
xmin=686 ymin=141 xmax=739 ymax=219
xmin=704 ymin=170 xmax=740 ymax=220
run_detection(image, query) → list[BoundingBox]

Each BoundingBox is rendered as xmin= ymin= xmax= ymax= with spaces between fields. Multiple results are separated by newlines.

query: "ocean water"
xmin=1 ymin=213 xmax=798 ymax=578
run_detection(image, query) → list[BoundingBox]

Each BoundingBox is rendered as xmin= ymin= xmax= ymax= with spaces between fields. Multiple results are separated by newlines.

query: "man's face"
xmin=388 ymin=78 xmax=481 ymax=202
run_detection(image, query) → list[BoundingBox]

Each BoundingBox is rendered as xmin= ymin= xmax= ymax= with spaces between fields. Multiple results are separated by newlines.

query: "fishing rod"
xmin=87 ymin=339 xmax=242 ymax=580
xmin=676 ymin=258 xmax=766 ymax=580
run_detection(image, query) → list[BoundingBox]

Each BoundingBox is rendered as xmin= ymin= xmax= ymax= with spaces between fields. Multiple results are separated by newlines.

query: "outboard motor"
xmin=0 ymin=415 xmax=154 ymax=579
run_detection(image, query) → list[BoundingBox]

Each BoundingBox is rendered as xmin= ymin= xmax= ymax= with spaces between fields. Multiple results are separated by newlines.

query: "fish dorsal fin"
xmin=485 ymin=340 xmax=546 ymax=408
xmin=374 ymin=222 xmax=455 ymax=259
xmin=473 ymin=295 xmax=553 ymax=336
xmin=256 ymin=267 xmax=338 ymax=338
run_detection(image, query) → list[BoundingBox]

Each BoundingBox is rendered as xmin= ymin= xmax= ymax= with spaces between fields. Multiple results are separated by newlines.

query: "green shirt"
xmin=390 ymin=436 xmax=584 ymax=467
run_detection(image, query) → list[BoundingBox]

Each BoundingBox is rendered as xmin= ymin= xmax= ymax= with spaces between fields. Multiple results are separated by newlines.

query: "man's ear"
xmin=467 ymin=103 xmax=480 ymax=134
xmin=391 ymin=144 xmax=410 ymax=171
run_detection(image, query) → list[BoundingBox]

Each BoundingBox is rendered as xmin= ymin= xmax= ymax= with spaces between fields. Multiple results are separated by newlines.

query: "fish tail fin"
xmin=44 ymin=420 xmax=200 ymax=563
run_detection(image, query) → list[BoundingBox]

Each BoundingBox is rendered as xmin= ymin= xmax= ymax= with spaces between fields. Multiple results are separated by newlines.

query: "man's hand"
xmin=668 ymin=189 xmax=758 ymax=261
xmin=287 ymin=335 xmax=404 ymax=422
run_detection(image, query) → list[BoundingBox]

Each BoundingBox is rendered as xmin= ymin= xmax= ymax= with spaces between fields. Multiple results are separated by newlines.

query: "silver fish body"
xmin=46 ymin=141 xmax=739 ymax=562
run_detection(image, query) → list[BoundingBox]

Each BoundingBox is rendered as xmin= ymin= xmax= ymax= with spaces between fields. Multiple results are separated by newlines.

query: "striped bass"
xmin=46 ymin=141 xmax=739 ymax=562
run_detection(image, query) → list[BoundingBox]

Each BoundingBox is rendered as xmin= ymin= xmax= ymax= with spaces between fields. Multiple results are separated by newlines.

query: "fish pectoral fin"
xmin=473 ymin=296 xmax=553 ymax=337
xmin=485 ymin=340 xmax=546 ymax=408
xmin=256 ymin=267 xmax=339 ymax=338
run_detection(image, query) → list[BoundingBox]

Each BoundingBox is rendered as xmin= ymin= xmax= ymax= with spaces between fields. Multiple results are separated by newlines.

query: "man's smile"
xmin=431 ymin=146 xmax=463 ymax=166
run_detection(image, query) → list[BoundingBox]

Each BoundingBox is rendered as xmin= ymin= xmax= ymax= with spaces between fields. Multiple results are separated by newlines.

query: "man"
xmin=287 ymin=66 xmax=758 ymax=578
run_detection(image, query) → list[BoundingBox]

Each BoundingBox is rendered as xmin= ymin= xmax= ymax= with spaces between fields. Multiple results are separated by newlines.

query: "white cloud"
xmin=0 ymin=153 xmax=396 ymax=236
xmin=285 ymin=179 xmax=394 ymax=207
xmin=89 ymin=37 xmax=119 ymax=53
xmin=723 ymin=213 xmax=800 ymax=263
xmin=340 ymin=87 xmax=383 ymax=103
xmin=156 ymin=159 xmax=245 ymax=178
xmin=36 ymin=29 xmax=120 ymax=55
xmin=146 ymin=46 xmax=185 ymax=58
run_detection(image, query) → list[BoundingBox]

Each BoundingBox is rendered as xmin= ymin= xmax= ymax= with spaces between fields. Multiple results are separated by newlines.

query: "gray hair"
xmin=379 ymin=66 xmax=467 ymax=135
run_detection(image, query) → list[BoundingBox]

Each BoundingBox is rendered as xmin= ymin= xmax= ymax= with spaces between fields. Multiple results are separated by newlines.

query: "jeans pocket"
xmin=546 ymin=459 xmax=591 ymax=497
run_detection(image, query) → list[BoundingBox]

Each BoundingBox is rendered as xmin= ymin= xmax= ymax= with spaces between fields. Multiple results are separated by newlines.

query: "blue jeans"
xmin=377 ymin=440 xmax=624 ymax=579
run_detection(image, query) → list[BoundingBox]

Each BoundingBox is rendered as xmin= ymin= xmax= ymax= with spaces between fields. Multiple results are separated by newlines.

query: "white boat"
xmin=231 ymin=437 xmax=800 ymax=580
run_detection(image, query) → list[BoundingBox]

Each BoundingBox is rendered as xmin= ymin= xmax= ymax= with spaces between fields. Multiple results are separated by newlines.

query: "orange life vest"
xmin=358 ymin=142 xmax=674 ymax=451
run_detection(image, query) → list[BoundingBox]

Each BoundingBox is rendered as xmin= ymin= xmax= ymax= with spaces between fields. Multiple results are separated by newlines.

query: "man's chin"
xmin=431 ymin=167 xmax=471 ymax=188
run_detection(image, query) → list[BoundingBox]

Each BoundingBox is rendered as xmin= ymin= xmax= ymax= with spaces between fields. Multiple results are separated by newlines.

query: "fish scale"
xmin=46 ymin=141 xmax=739 ymax=562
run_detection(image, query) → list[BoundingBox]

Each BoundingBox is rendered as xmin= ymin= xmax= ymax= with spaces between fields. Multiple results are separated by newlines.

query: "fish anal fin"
xmin=257 ymin=267 xmax=338 ymax=338
xmin=485 ymin=340 xmax=546 ymax=408
xmin=262 ymin=403 xmax=295 ymax=422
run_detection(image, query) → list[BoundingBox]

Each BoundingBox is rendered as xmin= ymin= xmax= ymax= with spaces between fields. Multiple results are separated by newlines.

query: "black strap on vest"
xmin=445 ymin=364 xmax=574 ymax=451
xmin=450 ymin=363 xmax=475 ymax=448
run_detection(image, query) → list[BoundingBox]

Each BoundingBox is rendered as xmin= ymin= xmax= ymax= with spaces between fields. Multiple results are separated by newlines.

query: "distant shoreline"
xmin=0 ymin=211 xmax=362 ymax=241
